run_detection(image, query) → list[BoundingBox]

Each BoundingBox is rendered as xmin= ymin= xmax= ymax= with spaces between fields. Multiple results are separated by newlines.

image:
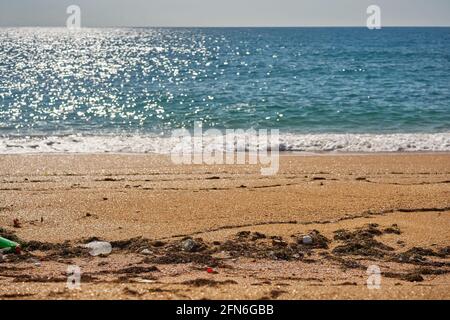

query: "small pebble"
xmin=302 ymin=235 xmax=313 ymax=245
xmin=13 ymin=218 xmax=21 ymax=228
xmin=181 ymin=238 xmax=197 ymax=252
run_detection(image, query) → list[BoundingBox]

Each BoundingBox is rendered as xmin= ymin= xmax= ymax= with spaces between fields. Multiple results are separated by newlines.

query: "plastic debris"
xmin=206 ymin=267 xmax=214 ymax=274
xmin=302 ymin=235 xmax=313 ymax=245
xmin=28 ymin=258 xmax=42 ymax=267
xmin=0 ymin=236 xmax=21 ymax=254
xmin=141 ymin=249 xmax=152 ymax=255
xmin=135 ymin=279 xmax=155 ymax=284
xmin=83 ymin=241 xmax=112 ymax=256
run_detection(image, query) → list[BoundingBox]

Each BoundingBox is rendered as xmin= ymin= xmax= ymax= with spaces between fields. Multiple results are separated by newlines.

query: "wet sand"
xmin=0 ymin=153 xmax=449 ymax=300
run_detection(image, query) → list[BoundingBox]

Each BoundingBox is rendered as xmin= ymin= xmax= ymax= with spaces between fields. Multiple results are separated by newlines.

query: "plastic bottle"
xmin=0 ymin=236 xmax=21 ymax=254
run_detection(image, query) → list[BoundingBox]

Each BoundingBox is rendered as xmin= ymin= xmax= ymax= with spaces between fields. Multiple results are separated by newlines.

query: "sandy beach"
xmin=0 ymin=153 xmax=449 ymax=300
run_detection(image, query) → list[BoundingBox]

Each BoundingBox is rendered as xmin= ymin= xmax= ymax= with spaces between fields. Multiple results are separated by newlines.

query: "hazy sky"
xmin=1 ymin=0 xmax=449 ymax=27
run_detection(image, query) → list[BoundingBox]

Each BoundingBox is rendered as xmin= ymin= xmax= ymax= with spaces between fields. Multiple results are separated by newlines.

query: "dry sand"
xmin=0 ymin=153 xmax=449 ymax=300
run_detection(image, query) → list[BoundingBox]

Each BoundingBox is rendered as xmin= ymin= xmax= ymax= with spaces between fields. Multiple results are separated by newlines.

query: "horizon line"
xmin=1 ymin=25 xmax=450 ymax=28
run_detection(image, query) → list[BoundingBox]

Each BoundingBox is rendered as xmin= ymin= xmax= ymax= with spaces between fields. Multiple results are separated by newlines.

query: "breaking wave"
xmin=0 ymin=132 xmax=449 ymax=154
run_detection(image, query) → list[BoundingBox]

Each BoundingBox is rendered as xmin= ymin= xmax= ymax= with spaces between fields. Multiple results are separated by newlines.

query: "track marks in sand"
xmin=161 ymin=206 xmax=450 ymax=240
xmin=357 ymin=177 xmax=450 ymax=186
xmin=2 ymin=170 xmax=449 ymax=193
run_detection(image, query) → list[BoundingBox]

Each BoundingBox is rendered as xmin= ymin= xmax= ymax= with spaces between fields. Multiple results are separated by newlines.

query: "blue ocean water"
xmin=0 ymin=27 xmax=449 ymax=152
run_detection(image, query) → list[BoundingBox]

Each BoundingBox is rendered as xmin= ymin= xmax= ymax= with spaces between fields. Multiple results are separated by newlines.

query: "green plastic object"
xmin=0 ymin=236 xmax=21 ymax=254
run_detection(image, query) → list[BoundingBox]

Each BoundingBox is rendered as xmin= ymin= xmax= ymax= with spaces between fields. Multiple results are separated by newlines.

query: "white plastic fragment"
xmin=141 ymin=249 xmax=152 ymax=255
xmin=83 ymin=241 xmax=112 ymax=256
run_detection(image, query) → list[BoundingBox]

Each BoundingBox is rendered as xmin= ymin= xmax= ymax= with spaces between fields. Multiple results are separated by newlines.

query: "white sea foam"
xmin=278 ymin=133 xmax=450 ymax=153
xmin=0 ymin=133 xmax=449 ymax=154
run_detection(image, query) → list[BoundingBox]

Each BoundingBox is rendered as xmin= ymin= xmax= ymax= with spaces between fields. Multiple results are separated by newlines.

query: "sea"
xmin=0 ymin=27 xmax=449 ymax=153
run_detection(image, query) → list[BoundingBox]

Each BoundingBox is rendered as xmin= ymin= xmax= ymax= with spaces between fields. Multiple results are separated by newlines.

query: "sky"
xmin=0 ymin=0 xmax=449 ymax=27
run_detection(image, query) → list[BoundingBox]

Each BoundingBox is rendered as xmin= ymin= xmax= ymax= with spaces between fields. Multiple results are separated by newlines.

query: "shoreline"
xmin=1 ymin=132 xmax=449 ymax=154
xmin=0 ymin=150 xmax=450 ymax=156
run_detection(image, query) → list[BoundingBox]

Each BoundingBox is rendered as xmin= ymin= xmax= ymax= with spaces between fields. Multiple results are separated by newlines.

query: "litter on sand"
xmin=0 ymin=236 xmax=21 ymax=254
xmin=82 ymin=241 xmax=112 ymax=256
